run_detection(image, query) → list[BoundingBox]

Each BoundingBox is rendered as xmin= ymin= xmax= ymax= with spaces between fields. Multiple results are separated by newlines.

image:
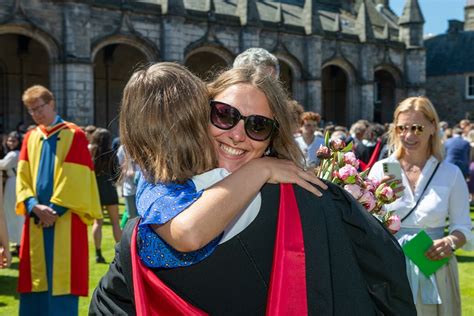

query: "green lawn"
xmin=1 ymin=208 xmax=474 ymax=315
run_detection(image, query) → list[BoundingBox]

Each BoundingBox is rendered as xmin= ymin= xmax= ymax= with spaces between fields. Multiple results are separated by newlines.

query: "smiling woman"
xmin=369 ymin=96 xmax=473 ymax=316
xmin=91 ymin=64 xmax=415 ymax=316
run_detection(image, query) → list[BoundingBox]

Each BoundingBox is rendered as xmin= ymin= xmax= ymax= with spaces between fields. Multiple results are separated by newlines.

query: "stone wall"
xmin=426 ymin=74 xmax=474 ymax=124
xmin=0 ymin=0 xmax=426 ymax=131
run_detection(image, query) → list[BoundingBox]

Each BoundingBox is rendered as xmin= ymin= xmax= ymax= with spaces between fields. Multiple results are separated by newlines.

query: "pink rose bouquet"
xmin=315 ymin=132 xmax=401 ymax=234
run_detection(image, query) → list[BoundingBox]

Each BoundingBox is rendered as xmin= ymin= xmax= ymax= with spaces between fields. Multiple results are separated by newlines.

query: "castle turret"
xmin=465 ymin=0 xmax=474 ymax=31
xmin=236 ymin=0 xmax=260 ymax=26
xmin=398 ymin=0 xmax=424 ymax=47
xmin=355 ymin=0 xmax=375 ymax=42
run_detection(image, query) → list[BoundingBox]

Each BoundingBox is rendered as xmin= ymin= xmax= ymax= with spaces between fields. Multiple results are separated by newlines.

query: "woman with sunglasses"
xmin=369 ymin=96 xmax=472 ymax=315
xmin=91 ymin=65 xmax=415 ymax=315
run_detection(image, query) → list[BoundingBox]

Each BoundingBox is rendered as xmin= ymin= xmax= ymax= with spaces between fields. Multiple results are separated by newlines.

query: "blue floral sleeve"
xmin=135 ymin=174 xmax=222 ymax=268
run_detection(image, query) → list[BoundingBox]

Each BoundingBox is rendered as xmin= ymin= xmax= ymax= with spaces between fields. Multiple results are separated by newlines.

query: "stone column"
xmin=358 ymin=45 xmax=375 ymax=122
xmin=160 ymin=16 xmax=187 ymax=62
xmin=59 ymin=3 xmax=94 ymax=125
xmin=404 ymin=48 xmax=426 ymax=96
xmin=360 ymin=81 xmax=375 ymax=122
xmin=64 ymin=62 xmax=94 ymax=125
xmin=304 ymin=35 xmax=322 ymax=112
xmin=239 ymin=27 xmax=260 ymax=52
xmin=305 ymin=79 xmax=322 ymax=113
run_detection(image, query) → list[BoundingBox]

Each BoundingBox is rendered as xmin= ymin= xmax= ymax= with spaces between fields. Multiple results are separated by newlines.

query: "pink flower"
xmin=330 ymin=138 xmax=346 ymax=151
xmin=316 ymin=145 xmax=332 ymax=159
xmin=343 ymin=152 xmax=359 ymax=168
xmin=334 ymin=164 xmax=358 ymax=184
xmin=358 ymin=190 xmax=376 ymax=212
xmin=364 ymin=177 xmax=380 ymax=193
xmin=386 ymin=214 xmax=401 ymax=234
xmin=375 ymin=183 xmax=396 ymax=203
xmin=344 ymin=184 xmax=363 ymax=200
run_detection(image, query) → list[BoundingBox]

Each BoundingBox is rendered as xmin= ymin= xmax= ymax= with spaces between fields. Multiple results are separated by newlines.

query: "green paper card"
xmin=402 ymin=230 xmax=449 ymax=277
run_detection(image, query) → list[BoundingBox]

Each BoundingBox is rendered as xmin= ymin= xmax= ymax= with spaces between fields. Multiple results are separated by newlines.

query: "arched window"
xmin=374 ymin=70 xmax=396 ymax=123
xmin=322 ymin=65 xmax=348 ymax=126
xmin=185 ymin=51 xmax=228 ymax=81
xmin=94 ymin=44 xmax=148 ymax=135
xmin=0 ymin=34 xmax=49 ymax=131
xmin=279 ymin=60 xmax=293 ymax=96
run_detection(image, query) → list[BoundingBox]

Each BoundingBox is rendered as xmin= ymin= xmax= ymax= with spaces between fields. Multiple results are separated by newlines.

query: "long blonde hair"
xmin=208 ymin=67 xmax=304 ymax=166
xmin=119 ymin=62 xmax=217 ymax=183
xmin=388 ymin=96 xmax=444 ymax=161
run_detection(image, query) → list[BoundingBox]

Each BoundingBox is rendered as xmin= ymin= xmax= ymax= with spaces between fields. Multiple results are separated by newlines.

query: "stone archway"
xmin=279 ymin=60 xmax=293 ymax=96
xmin=273 ymin=52 xmax=303 ymax=101
xmin=184 ymin=49 xmax=230 ymax=81
xmin=374 ymin=69 xmax=396 ymax=123
xmin=93 ymin=44 xmax=148 ymax=135
xmin=321 ymin=65 xmax=348 ymax=126
xmin=0 ymin=33 xmax=50 ymax=132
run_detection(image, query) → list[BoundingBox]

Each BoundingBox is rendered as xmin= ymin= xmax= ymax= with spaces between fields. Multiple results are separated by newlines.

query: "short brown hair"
xmin=208 ymin=67 xmax=303 ymax=166
xmin=119 ymin=62 xmax=217 ymax=183
xmin=22 ymin=85 xmax=54 ymax=107
xmin=300 ymin=111 xmax=321 ymax=125
xmin=287 ymin=100 xmax=304 ymax=132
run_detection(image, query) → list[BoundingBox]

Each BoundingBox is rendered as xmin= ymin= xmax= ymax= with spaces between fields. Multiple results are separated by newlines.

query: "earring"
xmin=264 ymin=147 xmax=271 ymax=156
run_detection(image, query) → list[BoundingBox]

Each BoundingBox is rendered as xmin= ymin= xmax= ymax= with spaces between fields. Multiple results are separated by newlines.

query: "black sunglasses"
xmin=210 ymin=100 xmax=278 ymax=141
xmin=395 ymin=124 xmax=425 ymax=135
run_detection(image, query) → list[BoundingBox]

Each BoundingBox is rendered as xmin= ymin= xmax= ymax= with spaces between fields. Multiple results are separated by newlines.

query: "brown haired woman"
xmin=91 ymin=64 xmax=415 ymax=315
xmin=89 ymin=128 xmax=122 ymax=263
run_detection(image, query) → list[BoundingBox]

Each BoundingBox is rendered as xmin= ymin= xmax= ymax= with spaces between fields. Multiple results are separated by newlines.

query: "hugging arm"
xmin=155 ymin=157 xmax=327 ymax=252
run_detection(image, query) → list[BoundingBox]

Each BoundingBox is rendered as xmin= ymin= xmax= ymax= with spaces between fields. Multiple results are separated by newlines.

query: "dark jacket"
xmin=444 ymin=135 xmax=471 ymax=177
xmin=90 ymin=183 xmax=415 ymax=315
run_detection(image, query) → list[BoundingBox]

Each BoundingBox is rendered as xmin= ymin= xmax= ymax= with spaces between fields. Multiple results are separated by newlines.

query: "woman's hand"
xmin=426 ymin=232 xmax=465 ymax=260
xmin=380 ymin=174 xmax=404 ymax=198
xmin=0 ymin=245 xmax=11 ymax=269
xmin=253 ymin=157 xmax=327 ymax=197
xmin=425 ymin=237 xmax=453 ymax=260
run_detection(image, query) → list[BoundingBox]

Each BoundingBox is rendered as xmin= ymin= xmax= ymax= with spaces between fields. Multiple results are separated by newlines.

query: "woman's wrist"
xmin=446 ymin=235 xmax=457 ymax=252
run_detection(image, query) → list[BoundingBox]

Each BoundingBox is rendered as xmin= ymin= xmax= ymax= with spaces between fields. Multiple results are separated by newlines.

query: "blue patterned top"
xmin=136 ymin=173 xmax=222 ymax=268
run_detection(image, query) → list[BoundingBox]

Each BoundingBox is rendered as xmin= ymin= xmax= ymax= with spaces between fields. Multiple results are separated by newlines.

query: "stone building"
xmin=0 ymin=0 xmax=425 ymax=135
xmin=425 ymin=0 xmax=474 ymax=125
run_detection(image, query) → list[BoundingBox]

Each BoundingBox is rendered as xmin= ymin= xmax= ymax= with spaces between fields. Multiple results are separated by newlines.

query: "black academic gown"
xmin=89 ymin=183 xmax=416 ymax=316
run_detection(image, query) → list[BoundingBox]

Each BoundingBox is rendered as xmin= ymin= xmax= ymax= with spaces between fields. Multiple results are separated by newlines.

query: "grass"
xmin=1 ymin=207 xmax=474 ymax=315
xmin=0 ymin=206 xmax=121 ymax=315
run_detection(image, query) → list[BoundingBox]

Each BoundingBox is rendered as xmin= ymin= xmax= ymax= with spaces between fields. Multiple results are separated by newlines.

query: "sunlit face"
xmin=210 ymin=84 xmax=273 ymax=172
xmin=26 ymin=98 xmax=56 ymax=126
xmin=301 ymin=119 xmax=317 ymax=137
xmin=6 ymin=136 xmax=19 ymax=151
xmin=396 ymin=109 xmax=435 ymax=156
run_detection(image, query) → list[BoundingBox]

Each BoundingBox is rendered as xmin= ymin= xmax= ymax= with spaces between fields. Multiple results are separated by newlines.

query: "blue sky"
xmin=390 ymin=0 xmax=466 ymax=36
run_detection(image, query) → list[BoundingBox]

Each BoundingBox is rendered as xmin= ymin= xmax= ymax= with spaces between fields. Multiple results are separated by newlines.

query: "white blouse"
xmin=0 ymin=150 xmax=19 ymax=177
xmin=369 ymin=155 xmax=472 ymax=248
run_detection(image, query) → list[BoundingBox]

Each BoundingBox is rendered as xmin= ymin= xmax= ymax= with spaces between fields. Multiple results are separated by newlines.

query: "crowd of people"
xmin=0 ymin=47 xmax=472 ymax=315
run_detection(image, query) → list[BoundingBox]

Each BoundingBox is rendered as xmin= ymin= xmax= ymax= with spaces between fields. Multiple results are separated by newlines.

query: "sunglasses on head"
xmin=395 ymin=124 xmax=425 ymax=135
xmin=210 ymin=100 xmax=278 ymax=141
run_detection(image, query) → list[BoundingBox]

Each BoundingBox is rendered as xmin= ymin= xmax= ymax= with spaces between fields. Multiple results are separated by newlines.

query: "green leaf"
xmin=324 ymin=131 xmax=330 ymax=146
xmin=342 ymin=141 xmax=353 ymax=153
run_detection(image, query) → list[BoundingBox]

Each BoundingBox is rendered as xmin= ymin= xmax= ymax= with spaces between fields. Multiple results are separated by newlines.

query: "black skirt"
xmin=96 ymin=174 xmax=119 ymax=206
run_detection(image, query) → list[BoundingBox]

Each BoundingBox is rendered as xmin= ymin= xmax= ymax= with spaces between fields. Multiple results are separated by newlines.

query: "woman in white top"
xmin=369 ymin=96 xmax=472 ymax=316
xmin=0 ymin=131 xmax=22 ymax=252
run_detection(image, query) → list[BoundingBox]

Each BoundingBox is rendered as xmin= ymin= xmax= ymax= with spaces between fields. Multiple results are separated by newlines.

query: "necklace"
xmin=400 ymin=160 xmax=425 ymax=191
